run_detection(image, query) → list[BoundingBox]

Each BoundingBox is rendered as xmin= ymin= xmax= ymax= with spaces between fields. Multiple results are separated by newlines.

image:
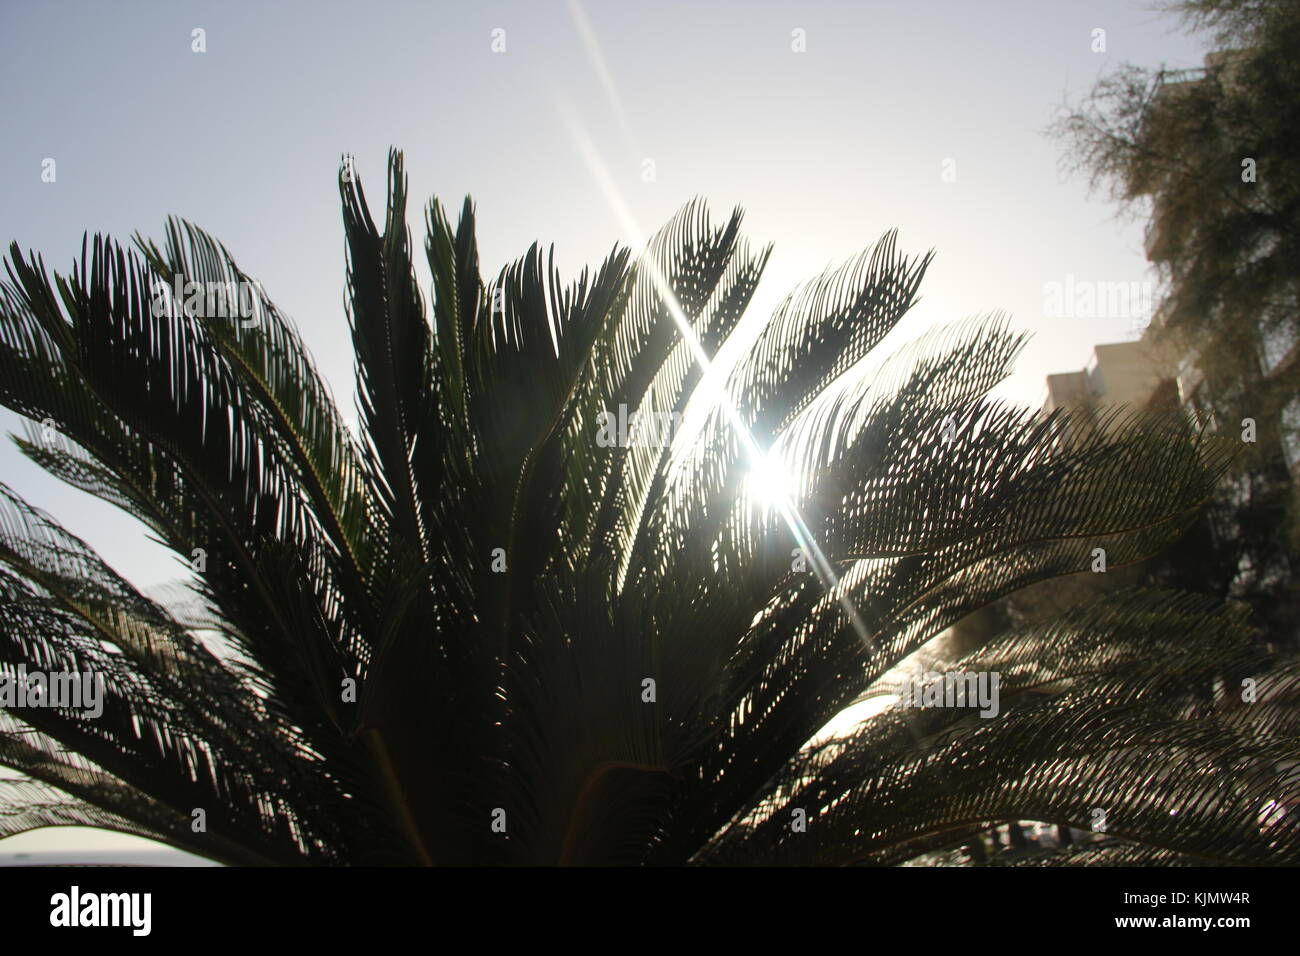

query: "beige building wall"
xmin=1042 ymin=339 xmax=1171 ymax=415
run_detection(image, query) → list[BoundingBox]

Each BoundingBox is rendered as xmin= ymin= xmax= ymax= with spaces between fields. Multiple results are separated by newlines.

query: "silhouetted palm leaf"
xmin=0 ymin=149 xmax=1294 ymax=865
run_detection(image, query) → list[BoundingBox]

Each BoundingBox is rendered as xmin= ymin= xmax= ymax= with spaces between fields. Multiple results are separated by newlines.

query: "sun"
xmin=744 ymin=450 xmax=797 ymax=511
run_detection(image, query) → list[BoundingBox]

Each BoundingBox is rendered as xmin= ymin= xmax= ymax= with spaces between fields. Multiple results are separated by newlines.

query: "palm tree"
xmin=0 ymin=150 xmax=1295 ymax=866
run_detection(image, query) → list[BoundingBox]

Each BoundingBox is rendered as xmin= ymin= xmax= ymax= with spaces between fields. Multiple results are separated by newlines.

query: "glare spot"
xmin=745 ymin=451 xmax=796 ymax=511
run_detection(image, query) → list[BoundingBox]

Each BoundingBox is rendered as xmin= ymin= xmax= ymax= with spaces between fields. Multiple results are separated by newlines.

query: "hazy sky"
xmin=0 ymin=0 xmax=1207 ymax=855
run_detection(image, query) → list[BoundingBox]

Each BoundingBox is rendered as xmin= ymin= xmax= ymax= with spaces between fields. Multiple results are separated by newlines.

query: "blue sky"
xmin=0 ymin=0 xmax=1206 ymax=854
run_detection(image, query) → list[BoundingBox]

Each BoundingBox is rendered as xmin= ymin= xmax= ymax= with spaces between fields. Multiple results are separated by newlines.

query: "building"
xmin=1041 ymin=340 xmax=1171 ymax=417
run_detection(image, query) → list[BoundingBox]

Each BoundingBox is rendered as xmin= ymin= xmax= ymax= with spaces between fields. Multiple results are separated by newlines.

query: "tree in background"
xmin=1052 ymin=0 xmax=1300 ymax=646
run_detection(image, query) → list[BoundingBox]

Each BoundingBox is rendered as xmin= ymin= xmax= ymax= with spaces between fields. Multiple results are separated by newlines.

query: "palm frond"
xmin=0 ymin=153 xmax=1291 ymax=867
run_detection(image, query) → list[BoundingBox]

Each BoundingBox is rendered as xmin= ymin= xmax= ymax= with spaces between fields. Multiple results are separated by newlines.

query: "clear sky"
xmin=0 ymin=0 xmax=1207 ymax=856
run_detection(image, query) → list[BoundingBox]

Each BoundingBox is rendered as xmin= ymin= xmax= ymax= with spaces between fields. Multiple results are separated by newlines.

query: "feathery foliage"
xmin=0 ymin=150 xmax=1295 ymax=865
